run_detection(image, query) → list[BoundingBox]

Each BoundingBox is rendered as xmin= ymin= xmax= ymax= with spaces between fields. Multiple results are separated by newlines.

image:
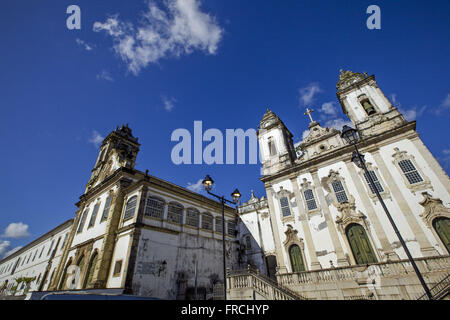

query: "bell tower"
xmin=258 ymin=109 xmax=296 ymax=176
xmin=85 ymin=124 xmax=140 ymax=193
xmin=336 ymin=70 xmax=407 ymax=138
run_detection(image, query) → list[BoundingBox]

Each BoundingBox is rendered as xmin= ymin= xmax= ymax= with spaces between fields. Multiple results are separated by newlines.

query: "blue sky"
xmin=0 ymin=0 xmax=449 ymax=258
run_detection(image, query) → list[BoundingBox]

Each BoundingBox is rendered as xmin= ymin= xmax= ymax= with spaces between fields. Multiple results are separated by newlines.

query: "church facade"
xmin=233 ymin=70 xmax=450 ymax=300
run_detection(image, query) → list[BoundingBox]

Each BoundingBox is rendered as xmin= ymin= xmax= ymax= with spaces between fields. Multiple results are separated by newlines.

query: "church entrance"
xmin=433 ymin=217 xmax=450 ymax=254
xmin=346 ymin=224 xmax=377 ymax=265
xmin=289 ymin=245 xmax=305 ymax=272
xmin=265 ymin=255 xmax=277 ymax=281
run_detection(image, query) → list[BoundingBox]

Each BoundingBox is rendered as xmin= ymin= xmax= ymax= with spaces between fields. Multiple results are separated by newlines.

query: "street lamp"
xmin=341 ymin=125 xmax=433 ymax=300
xmin=202 ymin=175 xmax=241 ymax=300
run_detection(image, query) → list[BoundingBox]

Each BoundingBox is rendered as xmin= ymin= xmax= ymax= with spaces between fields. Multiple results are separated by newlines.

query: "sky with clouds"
xmin=0 ymin=0 xmax=449 ymax=259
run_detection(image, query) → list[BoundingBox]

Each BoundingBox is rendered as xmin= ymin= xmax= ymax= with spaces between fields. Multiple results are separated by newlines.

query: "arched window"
xmin=268 ymin=137 xmax=277 ymax=156
xmin=101 ymin=195 xmax=112 ymax=222
xmin=398 ymin=159 xmax=423 ymax=185
xmin=186 ymin=208 xmax=200 ymax=227
xmin=202 ymin=213 xmax=213 ymax=230
xmin=433 ymin=217 xmax=450 ymax=254
xmin=358 ymin=94 xmax=377 ymax=116
xmin=77 ymin=209 xmax=89 ymax=233
xmin=331 ymin=180 xmax=348 ymax=203
xmin=59 ymin=258 xmax=72 ymax=290
xmin=123 ymin=196 xmax=138 ymax=220
xmin=88 ymin=202 xmax=101 ymax=228
xmin=145 ymin=197 xmax=165 ymax=219
xmin=303 ymin=189 xmax=317 ymax=211
xmin=215 ymin=216 xmax=223 ymax=233
xmin=280 ymin=197 xmax=291 ymax=217
xmin=363 ymin=170 xmax=384 ymax=194
xmin=167 ymin=203 xmax=183 ymax=224
xmin=346 ymin=224 xmax=377 ymax=265
xmin=289 ymin=245 xmax=305 ymax=272
xmin=83 ymin=252 xmax=98 ymax=289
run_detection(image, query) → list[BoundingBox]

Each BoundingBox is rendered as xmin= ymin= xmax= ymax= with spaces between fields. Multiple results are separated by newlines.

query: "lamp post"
xmin=341 ymin=125 xmax=433 ymax=300
xmin=202 ymin=175 xmax=241 ymax=300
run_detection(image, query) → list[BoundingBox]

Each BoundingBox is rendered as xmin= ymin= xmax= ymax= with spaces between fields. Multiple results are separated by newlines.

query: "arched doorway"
xmin=433 ymin=217 xmax=450 ymax=254
xmin=346 ymin=224 xmax=377 ymax=265
xmin=83 ymin=252 xmax=98 ymax=289
xmin=289 ymin=245 xmax=305 ymax=272
xmin=59 ymin=258 xmax=72 ymax=290
xmin=265 ymin=255 xmax=277 ymax=281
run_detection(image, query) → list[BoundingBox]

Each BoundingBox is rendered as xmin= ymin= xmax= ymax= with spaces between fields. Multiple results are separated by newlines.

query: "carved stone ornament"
xmin=335 ymin=196 xmax=367 ymax=233
xmin=259 ymin=108 xmax=281 ymax=129
xmin=283 ymin=224 xmax=305 ymax=250
xmin=336 ymin=69 xmax=368 ymax=91
xmin=419 ymin=192 xmax=450 ymax=228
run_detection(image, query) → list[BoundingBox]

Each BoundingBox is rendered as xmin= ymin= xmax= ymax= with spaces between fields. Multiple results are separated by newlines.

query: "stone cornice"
xmin=261 ymin=121 xmax=417 ymax=183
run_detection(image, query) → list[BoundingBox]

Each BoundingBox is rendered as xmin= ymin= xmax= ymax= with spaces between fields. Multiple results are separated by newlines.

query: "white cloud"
xmin=1 ymin=222 xmax=30 ymax=239
xmin=442 ymin=93 xmax=450 ymax=108
xmin=319 ymin=101 xmax=338 ymax=117
xmin=88 ymin=130 xmax=104 ymax=148
xmin=324 ymin=118 xmax=353 ymax=131
xmin=443 ymin=149 xmax=450 ymax=155
xmin=75 ymin=38 xmax=93 ymax=51
xmin=391 ymin=93 xmax=427 ymax=121
xmin=93 ymin=0 xmax=223 ymax=75
xmin=186 ymin=178 xmax=204 ymax=193
xmin=299 ymin=83 xmax=322 ymax=106
xmin=302 ymin=130 xmax=309 ymax=140
xmin=0 ymin=240 xmax=10 ymax=258
xmin=162 ymin=96 xmax=176 ymax=112
xmin=96 ymin=70 xmax=114 ymax=82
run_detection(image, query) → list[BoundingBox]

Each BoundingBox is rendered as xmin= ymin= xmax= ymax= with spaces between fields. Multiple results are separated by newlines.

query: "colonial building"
xmin=0 ymin=125 xmax=239 ymax=299
xmin=232 ymin=70 xmax=450 ymax=300
xmin=1 ymin=70 xmax=449 ymax=300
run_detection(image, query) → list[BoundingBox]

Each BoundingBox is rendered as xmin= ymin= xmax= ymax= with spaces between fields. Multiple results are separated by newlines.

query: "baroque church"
xmin=0 ymin=70 xmax=449 ymax=300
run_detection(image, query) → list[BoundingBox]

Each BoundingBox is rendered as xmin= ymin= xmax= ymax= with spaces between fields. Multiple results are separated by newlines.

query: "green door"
xmin=346 ymin=224 xmax=377 ymax=265
xmin=433 ymin=217 xmax=450 ymax=254
xmin=289 ymin=245 xmax=305 ymax=272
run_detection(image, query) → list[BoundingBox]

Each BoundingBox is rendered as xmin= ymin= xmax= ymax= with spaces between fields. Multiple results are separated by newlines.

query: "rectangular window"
xmin=215 ymin=217 xmax=223 ymax=233
xmin=39 ymin=246 xmax=45 ymax=258
xmin=304 ymin=189 xmax=317 ymax=211
xmin=113 ymin=260 xmax=123 ymax=277
xmin=167 ymin=204 xmax=183 ymax=224
xmin=202 ymin=214 xmax=213 ymax=230
xmin=280 ymin=197 xmax=291 ymax=217
xmin=88 ymin=202 xmax=100 ymax=228
xmin=145 ymin=197 xmax=165 ymax=219
xmin=100 ymin=195 xmax=112 ymax=222
xmin=398 ymin=159 xmax=423 ymax=184
xmin=123 ymin=196 xmax=138 ymax=220
xmin=363 ymin=171 xmax=384 ymax=194
xmin=268 ymin=139 xmax=277 ymax=156
xmin=186 ymin=209 xmax=200 ymax=227
xmin=331 ymin=180 xmax=348 ymax=203
xmin=47 ymin=240 xmax=55 ymax=256
xmin=227 ymin=221 xmax=236 ymax=236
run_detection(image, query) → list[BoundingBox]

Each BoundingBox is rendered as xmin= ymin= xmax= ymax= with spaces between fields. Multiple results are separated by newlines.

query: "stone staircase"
xmin=227 ymin=268 xmax=308 ymax=300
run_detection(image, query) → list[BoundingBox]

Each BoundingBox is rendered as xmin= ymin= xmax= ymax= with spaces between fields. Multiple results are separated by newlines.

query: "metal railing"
xmin=417 ymin=273 xmax=450 ymax=300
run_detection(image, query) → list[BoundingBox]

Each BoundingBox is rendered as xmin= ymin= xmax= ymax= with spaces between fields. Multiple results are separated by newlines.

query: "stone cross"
xmin=304 ymin=108 xmax=314 ymax=123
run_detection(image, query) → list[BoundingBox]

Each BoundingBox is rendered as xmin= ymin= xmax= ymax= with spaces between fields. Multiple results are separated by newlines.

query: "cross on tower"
xmin=304 ymin=108 xmax=314 ymax=123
